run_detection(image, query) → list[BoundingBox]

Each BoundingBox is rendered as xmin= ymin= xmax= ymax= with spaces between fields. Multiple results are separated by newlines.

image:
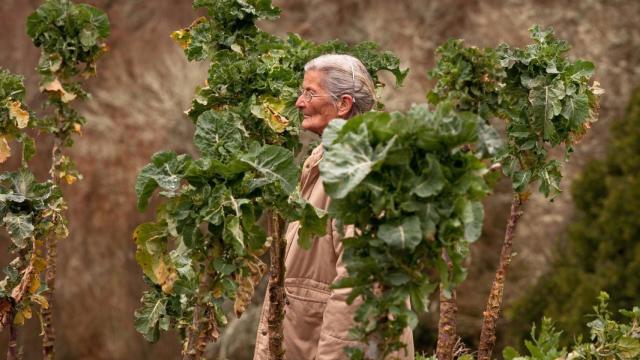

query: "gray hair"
xmin=304 ymin=54 xmax=376 ymax=119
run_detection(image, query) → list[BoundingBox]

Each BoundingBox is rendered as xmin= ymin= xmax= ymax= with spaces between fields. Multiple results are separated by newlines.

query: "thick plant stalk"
xmin=42 ymin=235 xmax=57 ymax=360
xmin=4 ymin=242 xmax=37 ymax=358
xmin=478 ymin=193 xmax=524 ymax=360
xmin=42 ymin=137 xmax=62 ymax=360
xmin=267 ymin=214 xmax=286 ymax=360
xmin=194 ymin=307 xmax=209 ymax=359
xmin=436 ymin=249 xmax=458 ymax=360
xmin=7 ymin=310 xmax=19 ymax=360
xmin=185 ymin=267 xmax=208 ymax=360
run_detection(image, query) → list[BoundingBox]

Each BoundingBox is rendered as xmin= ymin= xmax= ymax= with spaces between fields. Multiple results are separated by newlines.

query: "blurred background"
xmin=1 ymin=0 xmax=639 ymax=359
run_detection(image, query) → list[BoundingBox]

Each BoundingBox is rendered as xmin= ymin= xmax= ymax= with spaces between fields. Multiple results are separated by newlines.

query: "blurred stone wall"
xmin=1 ymin=0 xmax=639 ymax=359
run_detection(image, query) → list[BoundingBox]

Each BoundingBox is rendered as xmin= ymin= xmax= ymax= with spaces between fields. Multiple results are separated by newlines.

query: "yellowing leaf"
xmin=22 ymin=306 xmax=32 ymax=320
xmin=54 ymin=221 xmax=69 ymax=238
xmin=14 ymin=306 xmax=32 ymax=325
xmin=212 ymin=282 xmax=223 ymax=299
xmin=8 ymin=101 xmax=29 ymax=128
xmin=31 ymin=294 xmax=49 ymax=309
xmin=251 ymin=97 xmax=289 ymax=133
xmin=73 ymin=123 xmax=82 ymax=134
xmin=266 ymin=106 xmax=289 ymax=133
xmin=32 ymin=256 xmax=47 ymax=273
xmin=0 ymin=136 xmax=11 ymax=163
xmin=13 ymin=310 xmax=25 ymax=325
xmin=28 ymin=276 xmax=41 ymax=294
xmin=65 ymin=174 xmax=78 ymax=185
xmin=170 ymin=29 xmax=190 ymax=49
xmin=152 ymin=258 xmax=177 ymax=294
xmin=40 ymin=78 xmax=77 ymax=103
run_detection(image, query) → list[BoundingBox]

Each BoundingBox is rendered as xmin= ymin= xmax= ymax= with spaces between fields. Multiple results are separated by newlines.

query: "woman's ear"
xmin=336 ymin=95 xmax=354 ymax=118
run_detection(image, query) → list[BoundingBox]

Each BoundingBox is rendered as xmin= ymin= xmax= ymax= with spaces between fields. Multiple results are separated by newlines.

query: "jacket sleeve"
xmin=315 ymin=222 xmax=363 ymax=360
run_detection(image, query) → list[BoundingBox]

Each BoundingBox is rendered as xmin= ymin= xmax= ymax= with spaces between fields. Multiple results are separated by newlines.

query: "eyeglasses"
xmin=298 ymin=88 xmax=336 ymax=103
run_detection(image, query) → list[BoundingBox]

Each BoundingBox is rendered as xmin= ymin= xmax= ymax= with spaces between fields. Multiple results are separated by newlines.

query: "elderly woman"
xmin=253 ymin=54 xmax=414 ymax=359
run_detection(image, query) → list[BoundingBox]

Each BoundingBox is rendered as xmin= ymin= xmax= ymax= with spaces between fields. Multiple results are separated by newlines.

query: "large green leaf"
xmin=413 ymin=155 xmax=445 ymax=198
xmin=321 ymin=122 xmax=395 ymax=199
xmin=561 ymin=93 xmax=590 ymax=129
xmin=133 ymin=221 xmax=168 ymax=283
xmin=3 ymin=213 xmax=34 ymax=248
xmin=296 ymin=202 xmax=327 ymax=250
xmin=135 ymin=151 xmax=191 ymax=211
xmin=377 ymin=216 xmax=422 ymax=251
xmin=223 ymin=215 xmax=245 ymax=255
xmin=194 ymin=110 xmax=245 ymax=159
xmin=239 ymin=144 xmax=298 ymax=193
xmin=462 ymin=200 xmax=484 ymax=242
xmin=529 ymin=81 xmax=565 ymax=123
xmin=133 ymin=220 xmax=180 ymax=295
xmin=568 ymin=60 xmax=595 ymax=81
xmin=75 ymin=3 xmax=110 ymax=38
xmin=134 ymin=291 xmax=169 ymax=343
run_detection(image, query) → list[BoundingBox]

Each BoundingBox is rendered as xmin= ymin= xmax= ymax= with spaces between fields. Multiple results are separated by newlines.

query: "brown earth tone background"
xmin=1 ymin=0 xmax=639 ymax=359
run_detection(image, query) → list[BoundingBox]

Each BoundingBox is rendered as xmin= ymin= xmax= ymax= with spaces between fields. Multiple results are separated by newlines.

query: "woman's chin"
xmin=301 ymin=119 xmax=317 ymax=133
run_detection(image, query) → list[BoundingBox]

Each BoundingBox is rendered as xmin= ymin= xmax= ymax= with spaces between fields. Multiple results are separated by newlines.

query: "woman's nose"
xmin=295 ymin=94 xmax=306 ymax=109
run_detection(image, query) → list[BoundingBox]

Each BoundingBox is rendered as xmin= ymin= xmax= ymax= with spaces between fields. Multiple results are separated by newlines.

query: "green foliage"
xmin=133 ymin=0 xmax=407 ymax=351
xmin=29 ymin=0 xmax=110 ymax=156
xmin=320 ymin=25 xmax=601 ymax=358
xmin=27 ymin=0 xmax=110 ymax=82
xmin=0 ymin=0 xmax=109 ymax=338
xmin=504 ymin=293 xmax=640 ymax=360
xmin=322 ymin=103 xmax=492 ymax=356
xmin=429 ymin=25 xmax=602 ymax=198
xmin=0 ymin=171 xmax=63 ymax=245
xmin=507 ymin=86 xmax=640 ymax=348
xmin=0 ymin=68 xmax=38 ymax=165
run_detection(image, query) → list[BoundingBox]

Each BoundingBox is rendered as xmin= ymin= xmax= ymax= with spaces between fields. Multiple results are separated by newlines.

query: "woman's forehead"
xmin=302 ymin=70 xmax=324 ymax=89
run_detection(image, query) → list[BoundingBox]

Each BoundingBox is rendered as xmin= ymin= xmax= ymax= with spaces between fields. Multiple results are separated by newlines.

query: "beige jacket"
xmin=253 ymin=145 xmax=414 ymax=360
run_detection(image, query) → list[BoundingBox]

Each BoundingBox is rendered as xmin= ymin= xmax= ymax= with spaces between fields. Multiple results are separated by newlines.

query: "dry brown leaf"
xmin=590 ymin=81 xmax=605 ymax=95
xmin=31 ymin=294 xmax=49 ymax=309
xmin=153 ymin=259 xmax=178 ymax=294
xmin=233 ymin=275 xmax=254 ymax=318
xmin=40 ymin=78 xmax=77 ymax=103
xmin=0 ymin=136 xmax=11 ymax=163
xmin=8 ymin=101 xmax=29 ymax=128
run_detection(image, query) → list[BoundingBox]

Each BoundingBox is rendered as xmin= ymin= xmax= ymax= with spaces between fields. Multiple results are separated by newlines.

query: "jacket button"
xmin=262 ymin=330 xmax=268 ymax=336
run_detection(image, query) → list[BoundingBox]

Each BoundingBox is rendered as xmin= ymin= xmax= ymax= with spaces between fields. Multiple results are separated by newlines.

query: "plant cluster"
xmin=132 ymin=0 xmax=406 ymax=358
xmin=508 ymin=86 xmax=640 ymax=348
xmin=321 ymin=103 xmax=494 ymax=358
xmin=0 ymin=0 xmax=109 ymax=358
xmin=504 ymin=293 xmax=640 ymax=360
xmin=425 ymin=25 xmax=602 ymax=360
xmin=415 ymin=293 xmax=639 ymax=360
xmin=319 ymin=25 xmax=603 ymax=359
xmin=429 ymin=26 xmax=602 ymax=197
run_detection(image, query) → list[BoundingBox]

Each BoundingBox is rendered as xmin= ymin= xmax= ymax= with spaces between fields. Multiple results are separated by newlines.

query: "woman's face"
xmin=296 ymin=70 xmax=339 ymax=135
